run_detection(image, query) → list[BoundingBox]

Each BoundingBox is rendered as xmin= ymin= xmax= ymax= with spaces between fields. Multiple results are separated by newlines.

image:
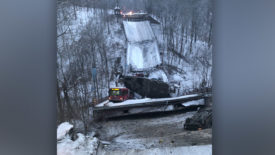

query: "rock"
xmin=57 ymin=122 xmax=74 ymax=141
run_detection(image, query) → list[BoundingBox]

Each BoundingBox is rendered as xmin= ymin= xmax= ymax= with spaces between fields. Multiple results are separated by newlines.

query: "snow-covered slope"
xmin=123 ymin=21 xmax=155 ymax=42
xmin=124 ymin=21 xmax=161 ymax=71
xmin=126 ymin=41 xmax=161 ymax=70
xmin=57 ymin=7 xmax=98 ymax=48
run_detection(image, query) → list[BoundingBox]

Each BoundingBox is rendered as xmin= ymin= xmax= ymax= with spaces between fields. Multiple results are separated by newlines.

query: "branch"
xmin=57 ymin=26 xmax=70 ymax=38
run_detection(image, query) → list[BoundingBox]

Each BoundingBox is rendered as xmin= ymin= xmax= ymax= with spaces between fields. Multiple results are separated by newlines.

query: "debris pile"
xmin=184 ymin=106 xmax=212 ymax=130
xmin=57 ymin=122 xmax=99 ymax=155
xmin=122 ymin=76 xmax=170 ymax=98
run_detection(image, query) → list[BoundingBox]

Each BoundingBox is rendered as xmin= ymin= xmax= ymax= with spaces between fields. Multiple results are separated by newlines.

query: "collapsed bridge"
xmin=121 ymin=19 xmax=170 ymax=98
xmin=93 ymin=93 xmax=211 ymax=120
xmin=121 ymin=76 xmax=169 ymax=98
xmin=123 ymin=20 xmax=161 ymax=71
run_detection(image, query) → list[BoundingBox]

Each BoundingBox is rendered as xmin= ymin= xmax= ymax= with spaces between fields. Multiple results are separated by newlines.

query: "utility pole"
xmin=92 ymin=58 xmax=97 ymax=106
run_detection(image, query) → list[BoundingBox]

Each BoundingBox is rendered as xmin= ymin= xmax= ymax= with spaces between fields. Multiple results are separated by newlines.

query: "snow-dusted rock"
xmin=57 ymin=133 xmax=99 ymax=155
xmin=57 ymin=122 xmax=74 ymax=141
xmin=57 ymin=122 xmax=99 ymax=155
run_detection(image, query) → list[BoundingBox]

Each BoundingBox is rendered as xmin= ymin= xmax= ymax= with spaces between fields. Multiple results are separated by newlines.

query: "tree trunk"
xmin=57 ymin=81 xmax=64 ymax=123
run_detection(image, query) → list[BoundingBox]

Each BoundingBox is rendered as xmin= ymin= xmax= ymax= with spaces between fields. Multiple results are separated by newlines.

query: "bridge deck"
xmin=94 ymin=94 xmax=204 ymax=111
xmin=92 ymin=94 xmax=212 ymax=120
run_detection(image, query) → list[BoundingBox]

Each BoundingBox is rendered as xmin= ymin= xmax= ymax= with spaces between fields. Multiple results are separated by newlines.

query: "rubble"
xmin=184 ymin=106 xmax=212 ymax=131
xmin=122 ymin=76 xmax=170 ymax=98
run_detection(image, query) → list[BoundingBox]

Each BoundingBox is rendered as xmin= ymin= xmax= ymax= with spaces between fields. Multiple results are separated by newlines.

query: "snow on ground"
xmin=170 ymin=73 xmax=184 ymax=82
xmin=183 ymin=99 xmax=204 ymax=106
xmin=95 ymin=94 xmax=200 ymax=107
xmin=144 ymin=145 xmax=212 ymax=155
xmin=123 ymin=20 xmax=161 ymax=71
xmin=94 ymin=111 xmax=212 ymax=154
xmin=57 ymin=7 xmax=98 ymax=48
xmin=123 ymin=21 xmax=155 ymax=42
xmin=146 ymin=111 xmax=196 ymax=126
xmin=96 ymin=98 xmax=151 ymax=107
xmin=57 ymin=122 xmax=74 ymax=141
xmin=126 ymin=41 xmax=161 ymax=70
xmin=169 ymin=67 xmax=205 ymax=94
xmin=148 ymin=69 xmax=168 ymax=82
xmin=57 ymin=133 xmax=98 ymax=155
xmin=57 ymin=122 xmax=99 ymax=155
xmin=126 ymin=43 xmax=144 ymax=69
xmin=150 ymin=16 xmax=212 ymax=94
xmin=57 ymin=7 xmax=106 ymax=74
xmin=98 ymin=145 xmax=212 ymax=155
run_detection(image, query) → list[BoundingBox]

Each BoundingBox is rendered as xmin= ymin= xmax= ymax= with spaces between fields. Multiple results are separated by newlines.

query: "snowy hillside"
xmin=57 ymin=6 xmax=212 ymax=102
xmin=57 ymin=6 xmax=126 ymax=98
xmin=151 ymin=22 xmax=212 ymax=93
xmin=57 ymin=1 xmax=213 ymax=154
xmin=57 ymin=7 xmax=99 ymax=49
xmin=57 ymin=6 xmax=212 ymax=100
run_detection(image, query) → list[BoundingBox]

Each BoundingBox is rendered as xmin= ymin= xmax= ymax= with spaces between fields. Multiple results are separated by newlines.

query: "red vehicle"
xmin=109 ymin=88 xmax=133 ymax=102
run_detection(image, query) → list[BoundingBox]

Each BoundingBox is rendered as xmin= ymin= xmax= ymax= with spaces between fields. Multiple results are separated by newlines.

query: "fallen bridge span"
xmin=121 ymin=76 xmax=170 ymax=98
xmin=93 ymin=94 xmax=211 ymax=120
